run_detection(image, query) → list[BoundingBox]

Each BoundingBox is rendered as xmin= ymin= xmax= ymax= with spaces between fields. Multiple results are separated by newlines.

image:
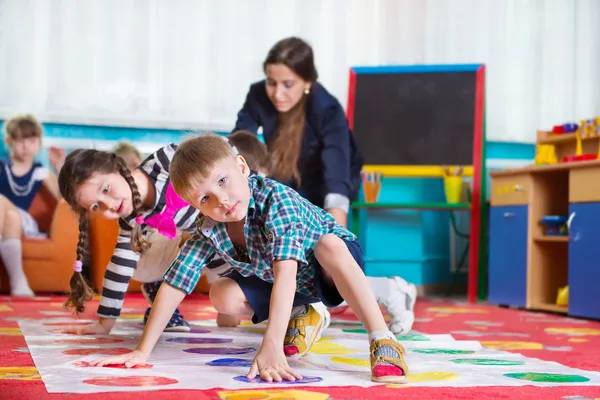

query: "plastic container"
xmin=540 ymin=215 xmax=568 ymax=236
xmin=444 ymin=176 xmax=463 ymax=203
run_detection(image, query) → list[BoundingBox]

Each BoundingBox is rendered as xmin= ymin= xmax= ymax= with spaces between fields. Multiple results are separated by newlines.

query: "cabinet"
xmin=488 ymin=205 xmax=528 ymax=307
xmin=568 ymin=202 xmax=600 ymax=319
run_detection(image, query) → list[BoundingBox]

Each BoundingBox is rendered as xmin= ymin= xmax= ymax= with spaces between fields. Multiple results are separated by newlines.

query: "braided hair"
xmin=58 ymin=149 xmax=149 ymax=313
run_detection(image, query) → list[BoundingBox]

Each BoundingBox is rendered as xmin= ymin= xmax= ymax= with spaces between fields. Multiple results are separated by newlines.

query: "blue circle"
xmin=206 ymin=358 xmax=253 ymax=367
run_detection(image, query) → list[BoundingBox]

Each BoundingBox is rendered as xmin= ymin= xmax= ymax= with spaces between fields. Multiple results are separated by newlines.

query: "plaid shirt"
xmin=163 ymin=175 xmax=356 ymax=297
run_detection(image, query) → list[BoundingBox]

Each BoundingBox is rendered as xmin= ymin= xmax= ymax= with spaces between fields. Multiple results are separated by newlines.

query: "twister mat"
xmin=19 ymin=314 xmax=600 ymax=393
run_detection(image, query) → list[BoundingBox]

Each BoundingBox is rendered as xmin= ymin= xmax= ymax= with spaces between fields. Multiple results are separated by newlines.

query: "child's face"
xmin=8 ymin=136 xmax=40 ymax=162
xmin=186 ymin=155 xmax=251 ymax=223
xmin=120 ymin=151 xmax=142 ymax=172
xmin=76 ymin=172 xmax=134 ymax=219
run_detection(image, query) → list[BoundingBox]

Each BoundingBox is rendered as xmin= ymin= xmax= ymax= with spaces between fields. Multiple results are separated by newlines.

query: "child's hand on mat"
xmin=247 ymin=343 xmax=302 ymax=382
xmin=89 ymin=349 xmax=149 ymax=368
xmin=60 ymin=320 xmax=113 ymax=335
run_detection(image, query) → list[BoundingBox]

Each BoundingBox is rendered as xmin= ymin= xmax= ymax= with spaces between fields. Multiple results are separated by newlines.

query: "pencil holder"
xmin=361 ymin=172 xmax=382 ymax=203
xmin=444 ymin=176 xmax=463 ymax=204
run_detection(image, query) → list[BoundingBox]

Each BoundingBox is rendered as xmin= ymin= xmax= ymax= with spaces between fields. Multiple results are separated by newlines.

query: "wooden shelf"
xmin=537 ymin=130 xmax=600 ymax=145
xmin=533 ymin=235 xmax=569 ymax=243
xmin=532 ymin=302 xmax=568 ymax=314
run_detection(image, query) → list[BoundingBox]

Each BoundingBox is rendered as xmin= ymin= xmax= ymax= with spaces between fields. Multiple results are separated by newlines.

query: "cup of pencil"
xmin=361 ymin=171 xmax=382 ymax=203
xmin=443 ymin=166 xmax=463 ymax=204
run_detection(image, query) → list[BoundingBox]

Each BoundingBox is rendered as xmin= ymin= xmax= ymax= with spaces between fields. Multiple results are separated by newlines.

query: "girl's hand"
xmin=48 ymin=146 xmax=66 ymax=173
xmin=88 ymin=349 xmax=149 ymax=368
xmin=247 ymin=342 xmax=302 ymax=382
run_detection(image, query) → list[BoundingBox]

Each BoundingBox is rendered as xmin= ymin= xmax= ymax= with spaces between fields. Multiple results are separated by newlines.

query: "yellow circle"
xmin=218 ymin=390 xmax=330 ymax=400
xmin=248 ymin=328 xmax=266 ymax=334
xmin=119 ymin=314 xmax=144 ymax=320
xmin=545 ymin=327 xmax=600 ymax=336
xmin=311 ymin=341 xmax=358 ymax=355
xmin=0 ymin=305 xmax=14 ymax=312
xmin=481 ymin=341 xmax=543 ymax=350
xmin=0 ymin=367 xmax=40 ymax=380
xmin=427 ymin=307 xmax=487 ymax=314
xmin=331 ymin=356 xmax=370 ymax=367
xmin=0 ymin=327 xmax=21 ymax=336
xmin=569 ymin=338 xmax=588 ymax=342
xmin=408 ymin=371 xmax=459 ymax=383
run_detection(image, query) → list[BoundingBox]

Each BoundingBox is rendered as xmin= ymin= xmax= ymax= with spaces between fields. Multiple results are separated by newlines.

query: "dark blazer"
xmin=233 ymin=80 xmax=364 ymax=209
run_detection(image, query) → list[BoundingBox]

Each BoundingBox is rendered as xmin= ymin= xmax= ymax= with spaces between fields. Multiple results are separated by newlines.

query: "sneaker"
xmin=143 ymin=307 xmax=191 ymax=332
xmin=283 ymin=304 xmax=324 ymax=357
xmin=370 ymin=338 xmax=408 ymax=384
xmin=141 ymin=280 xmax=162 ymax=304
xmin=385 ymin=277 xmax=418 ymax=334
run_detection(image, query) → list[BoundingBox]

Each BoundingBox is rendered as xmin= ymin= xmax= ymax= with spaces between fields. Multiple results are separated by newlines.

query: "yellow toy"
xmin=556 ymin=285 xmax=569 ymax=306
xmin=535 ymin=144 xmax=558 ymax=165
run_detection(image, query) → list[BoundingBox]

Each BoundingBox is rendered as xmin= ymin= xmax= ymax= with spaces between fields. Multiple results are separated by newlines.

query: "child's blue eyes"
xmin=103 ymin=185 xmax=110 ymax=193
xmin=199 ymin=177 xmax=227 ymax=204
xmin=219 ymin=177 xmax=227 ymax=185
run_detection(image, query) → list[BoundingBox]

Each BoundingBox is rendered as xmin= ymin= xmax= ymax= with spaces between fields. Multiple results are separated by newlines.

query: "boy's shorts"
xmin=226 ymin=237 xmax=363 ymax=324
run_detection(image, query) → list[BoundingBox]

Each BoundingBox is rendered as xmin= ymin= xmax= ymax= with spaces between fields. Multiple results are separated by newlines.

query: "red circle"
xmin=63 ymin=347 xmax=132 ymax=356
xmin=49 ymin=329 xmax=94 ymax=335
xmin=56 ymin=338 xmax=124 ymax=345
xmin=83 ymin=376 xmax=178 ymax=387
xmin=73 ymin=361 xmax=153 ymax=369
xmin=44 ymin=321 xmax=91 ymax=326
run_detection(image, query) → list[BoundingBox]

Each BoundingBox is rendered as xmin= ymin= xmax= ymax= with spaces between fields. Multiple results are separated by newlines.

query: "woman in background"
xmin=232 ymin=37 xmax=417 ymax=333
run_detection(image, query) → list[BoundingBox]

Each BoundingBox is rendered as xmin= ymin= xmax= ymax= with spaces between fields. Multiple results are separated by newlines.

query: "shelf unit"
xmin=489 ymin=142 xmax=600 ymax=320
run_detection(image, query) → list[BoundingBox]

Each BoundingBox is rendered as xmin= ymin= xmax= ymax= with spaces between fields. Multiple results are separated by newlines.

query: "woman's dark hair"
xmin=263 ymin=37 xmax=318 ymax=184
xmin=58 ymin=149 xmax=148 ymax=313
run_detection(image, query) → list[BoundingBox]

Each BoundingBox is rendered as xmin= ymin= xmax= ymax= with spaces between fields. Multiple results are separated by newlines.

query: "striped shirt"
xmin=163 ymin=175 xmax=356 ymax=298
xmin=98 ymin=139 xmax=238 ymax=318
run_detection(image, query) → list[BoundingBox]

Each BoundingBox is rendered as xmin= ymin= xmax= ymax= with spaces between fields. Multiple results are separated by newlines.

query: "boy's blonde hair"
xmin=227 ymin=130 xmax=271 ymax=174
xmin=4 ymin=114 xmax=43 ymax=145
xmin=112 ymin=141 xmax=143 ymax=160
xmin=170 ymin=133 xmax=237 ymax=200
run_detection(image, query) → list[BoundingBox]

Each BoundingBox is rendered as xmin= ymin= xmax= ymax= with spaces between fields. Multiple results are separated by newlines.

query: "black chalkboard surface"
xmin=347 ymin=65 xmax=483 ymax=166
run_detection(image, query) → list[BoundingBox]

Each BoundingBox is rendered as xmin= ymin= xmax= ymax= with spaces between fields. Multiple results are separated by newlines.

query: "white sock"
xmin=0 ymin=239 xmax=33 ymax=296
xmin=290 ymin=305 xmax=308 ymax=318
xmin=368 ymin=329 xmax=396 ymax=343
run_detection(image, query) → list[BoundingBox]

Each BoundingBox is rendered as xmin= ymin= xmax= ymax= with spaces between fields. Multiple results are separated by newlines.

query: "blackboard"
xmin=347 ymin=65 xmax=483 ymax=166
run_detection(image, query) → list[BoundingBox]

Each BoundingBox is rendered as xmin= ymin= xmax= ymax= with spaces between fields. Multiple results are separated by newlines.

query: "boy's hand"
xmin=60 ymin=319 xmax=115 ymax=335
xmin=247 ymin=342 xmax=302 ymax=382
xmin=88 ymin=349 xmax=149 ymax=368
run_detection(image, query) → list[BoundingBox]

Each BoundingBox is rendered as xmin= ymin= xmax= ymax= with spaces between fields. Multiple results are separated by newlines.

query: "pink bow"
xmin=135 ymin=183 xmax=189 ymax=240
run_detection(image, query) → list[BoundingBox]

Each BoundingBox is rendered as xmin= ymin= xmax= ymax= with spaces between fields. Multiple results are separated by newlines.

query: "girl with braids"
xmin=58 ymin=140 xmax=237 ymax=334
xmin=232 ymin=37 xmax=418 ymax=334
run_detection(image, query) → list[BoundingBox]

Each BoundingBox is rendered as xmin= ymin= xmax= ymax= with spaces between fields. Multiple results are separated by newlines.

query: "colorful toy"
xmin=540 ymin=216 xmax=569 ymax=236
xmin=556 ymin=285 xmax=569 ymax=306
xmin=551 ymin=123 xmax=578 ymax=134
xmin=535 ymin=144 xmax=557 ymax=165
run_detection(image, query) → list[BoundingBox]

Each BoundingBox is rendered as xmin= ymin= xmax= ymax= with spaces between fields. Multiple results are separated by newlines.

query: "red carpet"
xmin=2 ymin=294 xmax=600 ymax=399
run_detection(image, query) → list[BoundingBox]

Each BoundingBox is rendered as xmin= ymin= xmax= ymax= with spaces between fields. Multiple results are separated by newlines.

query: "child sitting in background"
xmin=112 ymin=141 xmax=144 ymax=172
xmin=89 ymin=133 xmax=408 ymax=384
xmin=0 ymin=114 xmax=65 ymax=296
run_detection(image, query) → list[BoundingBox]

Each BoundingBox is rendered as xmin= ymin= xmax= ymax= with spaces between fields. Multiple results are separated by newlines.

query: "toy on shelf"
xmin=535 ymin=144 xmax=558 ymax=165
xmin=556 ymin=285 xmax=569 ymax=306
xmin=540 ymin=215 xmax=569 ymax=236
xmin=361 ymin=171 xmax=382 ymax=203
xmin=551 ymin=122 xmax=578 ymax=134
xmin=442 ymin=166 xmax=464 ymax=204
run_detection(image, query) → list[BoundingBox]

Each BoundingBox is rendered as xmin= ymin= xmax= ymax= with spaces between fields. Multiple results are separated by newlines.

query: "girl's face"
xmin=76 ymin=172 xmax=134 ymax=220
xmin=8 ymin=136 xmax=40 ymax=163
xmin=185 ymin=155 xmax=251 ymax=223
xmin=265 ymin=64 xmax=311 ymax=113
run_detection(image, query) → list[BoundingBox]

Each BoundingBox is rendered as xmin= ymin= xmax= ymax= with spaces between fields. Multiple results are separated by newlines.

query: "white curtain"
xmin=0 ymin=0 xmax=599 ymax=142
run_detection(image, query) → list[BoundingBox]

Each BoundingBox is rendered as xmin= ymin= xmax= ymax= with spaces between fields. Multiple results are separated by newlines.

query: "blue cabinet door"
xmin=568 ymin=203 xmax=600 ymax=319
xmin=488 ymin=205 xmax=528 ymax=307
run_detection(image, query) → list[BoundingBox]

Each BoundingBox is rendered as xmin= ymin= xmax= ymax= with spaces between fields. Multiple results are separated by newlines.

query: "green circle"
xmin=396 ymin=335 xmax=430 ymax=341
xmin=504 ymin=372 xmax=590 ymax=383
xmin=342 ymin=329 xmax=367 ymax=334
xmin=413 ymin=349 xmax=475 ymax=355
xmin=451 ymin=358 xmax=524 ymax=366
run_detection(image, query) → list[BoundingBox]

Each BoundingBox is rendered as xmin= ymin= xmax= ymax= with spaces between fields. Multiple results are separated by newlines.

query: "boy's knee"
xmin=314 ymin=234 xmax=346 ymax=260
xmin=209 ymin=278 xmax=245 ymax=314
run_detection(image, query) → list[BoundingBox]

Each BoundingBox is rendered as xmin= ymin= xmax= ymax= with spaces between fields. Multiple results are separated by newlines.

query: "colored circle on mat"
xmin=412 ymin=349 xmax=475 ymax=355
xmin=481 ymin=341 xmax=543 ymax=350
xmin=166 ymin=337 xmax=233 ymax=344
xmin=451 ymin=358 xmax=524 ymax=366
xmin=310 ymin=341 xmax=358 ymax=355
xmin=43 ymin=321 xmax=90 ymax=326
xmin=189 ymin=328 xmax=211 ymax=334
xmin=218 ymin=389 xmax=330 ymax=400
xmin=74 ymin=361 xmax=153 ymax=369
xmin=49 ymin=329 xmax=94 ymax=335
xmin=397 ymin=335 xmax=431 ymax=341
xmin=83 ymin=376 xmax=178 ymax=387
xmin=55 ymin=338 xmax=124 ymax=345
xmin=0 ymin=327 xmax=21 ymax=336
xmin=63 ymin=347 xmax=132 ymax=356
xmin=427 ymin=307 xmax=487 ymax=314
xmin=184 ymin=347 xmax=255 ymax=355
xmin=545 ymin=327 xmax=600 ymax=336
xmin=0 ymin=305 xmax=14 ymax=312
xmin=331 ymin=356 xmax=369 ymax=367
xmin=0 ymin=367 xmax=40 ymax=380
xmin=504 ymin=372 xmax=590 ymax=383
xmin=206 ymin=358 xmax=253 ymax=367
xmin=234 ymin=375 xmax=323 ymax=384
xmin=408 ymin=371 xmax=459 ymax=383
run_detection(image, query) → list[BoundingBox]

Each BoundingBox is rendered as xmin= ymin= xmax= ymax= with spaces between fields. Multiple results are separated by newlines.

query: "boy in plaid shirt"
xmin=90 ymin=133 xmax=408 ymax=384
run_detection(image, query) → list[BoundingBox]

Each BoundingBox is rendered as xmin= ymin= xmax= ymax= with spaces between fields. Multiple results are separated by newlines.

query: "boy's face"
xmin=8 ymin=136 xmax=40 ymax=163
xmin=187 ymin=155 xmax=251 ymax=223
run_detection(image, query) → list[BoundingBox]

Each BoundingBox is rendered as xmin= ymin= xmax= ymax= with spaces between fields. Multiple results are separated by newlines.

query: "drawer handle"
xmin=504 ymin=212 xmax=515 ymax=218
xmin=567 ymin=212 xmax=579 ymax=241
xmin=514 ymin=184 xmax=524 ymax=192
